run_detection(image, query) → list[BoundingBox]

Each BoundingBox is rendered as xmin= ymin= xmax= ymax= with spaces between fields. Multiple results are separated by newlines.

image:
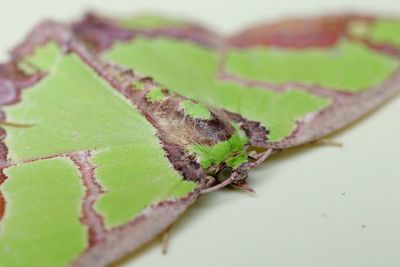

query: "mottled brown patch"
xmin=0 ymin=62 xmax=42 ymax=105
xmin=145 ymin=92 xmax=234 ymax=147
xmin=0 ymin=130 xmax=6 ymax=220
xmin=229 ymin=15 xmax=372 ymax=48
xmin=226 ymin=111 xmax=269 ymax=147
xmin=0 ymin=192 xmax=4 ymax=220
xmin=0 ymin=144 xmax=5 ymax=219
xmin=72 ymin=13 xmax=220 ymax=53
xmin=72 ymin=14 xmax=135 ymax=53
xmin=162 ymin=140 xmax=203 ymax=182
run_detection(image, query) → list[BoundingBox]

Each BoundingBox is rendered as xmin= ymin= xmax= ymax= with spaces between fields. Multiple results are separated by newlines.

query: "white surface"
xmin=1 ymin=1 xmax=400 ymax=267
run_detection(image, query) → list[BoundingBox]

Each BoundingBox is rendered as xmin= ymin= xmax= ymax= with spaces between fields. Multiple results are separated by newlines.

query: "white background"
xmin=1 ymin=1 xmax=400 ymax=267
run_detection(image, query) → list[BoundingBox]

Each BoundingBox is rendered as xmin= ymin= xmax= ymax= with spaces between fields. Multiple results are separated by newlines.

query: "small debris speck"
xmin=321 ymin=213 xmax=333 ymax=219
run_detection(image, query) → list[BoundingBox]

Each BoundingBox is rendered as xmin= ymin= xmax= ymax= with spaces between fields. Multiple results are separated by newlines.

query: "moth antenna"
xmin=231 ymin=181 xmax=256 ymax=194
xmin=249 ymin=148 xmax=273 ymax=168
xmin=204 ymin=175 xmax=216 ymax=188
xmin=201 ymin=172 xmax=238 ymax=194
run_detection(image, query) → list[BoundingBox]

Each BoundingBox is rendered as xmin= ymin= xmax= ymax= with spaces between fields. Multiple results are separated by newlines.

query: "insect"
xmin=0 ymin=13 xmax=399 ymax=267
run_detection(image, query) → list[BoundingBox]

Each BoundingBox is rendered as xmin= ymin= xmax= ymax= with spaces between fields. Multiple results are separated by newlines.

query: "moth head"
xmin=199 ymin=141 xmax=272 ymax=194
xmin=214 ymin=163 xmax=254 ymax=193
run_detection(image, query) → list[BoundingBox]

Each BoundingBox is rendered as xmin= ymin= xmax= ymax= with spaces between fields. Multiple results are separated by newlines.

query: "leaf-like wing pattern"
xmin=1 ymin=13 xmax=400 ymax=267
xmin=0 ymin=22 xmax=245 ymax=267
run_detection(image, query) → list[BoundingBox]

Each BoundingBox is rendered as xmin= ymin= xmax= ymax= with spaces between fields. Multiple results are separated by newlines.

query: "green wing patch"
xmin=181 ymin=100 xmax=211 ymax=120
xmin=0 ymin=158 xmax=86 ymax=267
xmin=93 ymin=143 xmax=196 ymax=228
xmin=348 ymin=19 xmax=400 ymax=47
xmin=225 ymin=41 xmax=398 ymax=92
xmin=368 ymin=20 xmax=400 ymax=46
xmin=146 ymin=87 xmax=165 ymax=103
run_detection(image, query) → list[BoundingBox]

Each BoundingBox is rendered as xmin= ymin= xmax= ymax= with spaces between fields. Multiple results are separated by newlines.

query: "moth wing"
xmin=73 ymin=14 xmax=400 ymax=148
xmin=0 ymin=22 xmax=200 ymax=267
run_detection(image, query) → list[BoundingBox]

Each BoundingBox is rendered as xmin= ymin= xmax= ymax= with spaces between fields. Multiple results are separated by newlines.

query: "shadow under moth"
xmin=0 ymin=13 xmax=399 ymax=266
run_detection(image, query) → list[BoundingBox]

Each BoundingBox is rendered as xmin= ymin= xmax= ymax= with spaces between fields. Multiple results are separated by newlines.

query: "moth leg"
xmin=161 ymin=223 xmax=175 ymax=255
xmin=313 ymin=138 xmax=343 ymax=147
xmin=201 ymin=172 xmax=238 ymax=194
xmin=161 ymin=228 xmax=170 ymax=255
xmin=248 ymin=150 xmax=269 ymax=160
xmin=248 ymin=150 xmax=259 ymax=160
xmin=231 ymin=181 xmax=256 ymax=194
xmin=204 ymin=175 xmax=216 ymax=188
xmin=248 ymin=149 xmax=274 ymax=161
xmin=249 ymin=148 xmax=273 ymax=168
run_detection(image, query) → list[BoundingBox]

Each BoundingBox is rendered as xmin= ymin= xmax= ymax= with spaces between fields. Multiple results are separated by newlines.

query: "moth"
xmin=0 ymin=13 xmax=399 ymax=267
